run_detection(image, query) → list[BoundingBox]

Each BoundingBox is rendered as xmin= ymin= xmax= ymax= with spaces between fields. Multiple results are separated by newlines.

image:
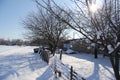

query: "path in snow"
xmin=0 ymin=46 xmax=52 ymax=80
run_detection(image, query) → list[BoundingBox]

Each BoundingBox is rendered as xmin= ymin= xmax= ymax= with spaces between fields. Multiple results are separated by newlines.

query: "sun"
xmin=89 ymin=4 xmax=97 ymax=13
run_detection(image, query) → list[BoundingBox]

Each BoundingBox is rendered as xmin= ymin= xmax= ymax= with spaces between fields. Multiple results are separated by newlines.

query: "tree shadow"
xmin=36 ymin=66 xmax=53 ymax=80
xmin=63 ymin=53 xmax=115 ymax=80
xmin=0 ymin=53 xmax=47 ymax=79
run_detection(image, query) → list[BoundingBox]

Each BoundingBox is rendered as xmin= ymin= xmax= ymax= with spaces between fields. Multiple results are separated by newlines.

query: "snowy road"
xmin=0 ymin=46 xmax=51 ymax=80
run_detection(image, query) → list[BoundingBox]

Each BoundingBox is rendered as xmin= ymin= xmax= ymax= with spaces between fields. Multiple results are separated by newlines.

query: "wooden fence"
xmin=51 ymin=56 xmax=85 ymax=80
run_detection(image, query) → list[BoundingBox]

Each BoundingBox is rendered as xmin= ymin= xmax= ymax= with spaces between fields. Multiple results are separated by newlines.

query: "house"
xmin=63 ymin=40 xmax=72 ymax=50
xmin=63 ymin=38 xmax=92 ymax=53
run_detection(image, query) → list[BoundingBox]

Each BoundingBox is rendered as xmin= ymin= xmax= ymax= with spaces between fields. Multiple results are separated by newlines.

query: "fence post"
xmin=58 ymin=72 xmax=61 ymax=77
xmin=70 ymin=66 xmax=73 ymax=80
xmin=59 ymin=50 xmax=62 ymax=77
xmin=60 ymin=50 xmax=62 ymax=60
xmin=54 ymin=58 xmax=58 ymax=78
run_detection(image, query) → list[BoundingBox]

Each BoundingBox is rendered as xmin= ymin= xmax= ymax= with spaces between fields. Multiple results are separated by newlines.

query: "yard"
xmin=0 ymin=45 xmax=117 ymax=80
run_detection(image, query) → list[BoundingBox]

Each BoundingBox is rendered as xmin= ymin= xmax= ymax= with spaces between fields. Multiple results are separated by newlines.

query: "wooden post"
xmin=60 ymin=50 xmax=62 ymax=60
xmin=58 ymin=50 xmax=62 ymax=77
xmin=82 ymin=77 xmax=86 ymax=80
xmin=58 ymin=71 xmax=61 ymax=77
xmin=70 ymin=66 xmax=73 ymax=80
xmin=54 ymin=59 xmax=57 ymax=78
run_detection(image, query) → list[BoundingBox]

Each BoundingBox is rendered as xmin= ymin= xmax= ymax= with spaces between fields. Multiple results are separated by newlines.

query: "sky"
xmin=0 ymin=0 xmax=36 ymax=40
xmin=0 ymin=0 xmax=74 ymax=40
xmin=0 ymin=0 xmax=101 ymax=40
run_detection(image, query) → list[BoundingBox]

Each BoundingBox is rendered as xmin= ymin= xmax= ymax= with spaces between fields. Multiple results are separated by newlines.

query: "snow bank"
xmin=65 ymin=49 xmax=75 ymax=54
xmin=107 ymin=45 xmax=114 ymax=54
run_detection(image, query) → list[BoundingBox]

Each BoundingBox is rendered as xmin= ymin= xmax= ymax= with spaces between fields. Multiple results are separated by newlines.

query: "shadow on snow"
xmin=36 ymin=66 xmax=53 ymax=80
xmin=0 ymin=53 xmax=47 ymax=80
xmin=63 ymin=53 xmax=116 ymax=80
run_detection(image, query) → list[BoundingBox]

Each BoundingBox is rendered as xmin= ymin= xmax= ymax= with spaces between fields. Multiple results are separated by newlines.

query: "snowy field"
xmin=0 ymin=45 xmax=52 ymax=80
xmin=0 ymin=45 xmax=118 ymax=80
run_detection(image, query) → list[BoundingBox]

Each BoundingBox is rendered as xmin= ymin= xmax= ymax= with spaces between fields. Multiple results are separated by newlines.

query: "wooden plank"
xmin=51 ymin=57 xmax=85 ymax=80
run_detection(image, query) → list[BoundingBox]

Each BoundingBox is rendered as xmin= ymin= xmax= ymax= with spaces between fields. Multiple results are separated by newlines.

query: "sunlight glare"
xmin=89 ymin=4 xmax=97 ymax=13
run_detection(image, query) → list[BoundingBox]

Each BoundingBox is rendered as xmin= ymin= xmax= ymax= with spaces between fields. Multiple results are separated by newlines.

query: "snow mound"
xmin=65 ymin=49 xmax=75 ymax=54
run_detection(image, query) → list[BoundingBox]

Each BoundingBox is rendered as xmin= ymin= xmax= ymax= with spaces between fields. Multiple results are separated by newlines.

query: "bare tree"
xmin=35 ymin=0 xmax=120 ymax=79
xmin=23 ymin=7 xmax=68 ymax=56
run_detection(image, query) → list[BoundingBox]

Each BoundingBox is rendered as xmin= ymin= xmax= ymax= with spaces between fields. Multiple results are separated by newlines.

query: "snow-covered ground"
xmin=0 ymin=46 xmax=52 ymax=80
xmin=60 ymin=53 xmax=116 ymax=80
xmin=0 ymin=45 xmax=118 ymax=80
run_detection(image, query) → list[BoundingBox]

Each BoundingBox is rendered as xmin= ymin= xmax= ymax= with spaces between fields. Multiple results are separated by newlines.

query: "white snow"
xmin=96 ymin=31 xmax=102 ymax=39
xmin=91 ymin=43 xmax=95 ymax=47
xmin=60 ymin=53 xmax=116 ymax=80
xmin=107 ymin=45 xmax=114 ymax=54
xmin=0 ymin=45 xmax=52 ymax=80
xmin=87 ymin=46 xmax=91 ymax=49
xmin=0 ymin=45 xmax=118 ymax=80
xmin=65 ymin=49 xmax=74 ymax=54
xmin=116 ymin=42 xmax=120 ymax=47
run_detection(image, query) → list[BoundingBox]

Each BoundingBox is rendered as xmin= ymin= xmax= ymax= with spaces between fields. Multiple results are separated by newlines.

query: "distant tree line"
xmin=0 ymin=38 xmax=29 ymax=46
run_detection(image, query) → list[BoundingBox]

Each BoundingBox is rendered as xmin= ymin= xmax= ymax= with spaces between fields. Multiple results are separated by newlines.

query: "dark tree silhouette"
xmin=23 ymin=6 xmax=69 ymax=56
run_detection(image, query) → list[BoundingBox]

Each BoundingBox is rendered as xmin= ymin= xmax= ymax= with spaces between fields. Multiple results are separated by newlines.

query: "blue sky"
xmin=0 ymin=0 xmax=102 ymax=40
xmin=0 ymin=0 xmax=82 ymax=40
xmin=0 ymin=0 xmax=36 ymax=40
xmin=0 ymin=0 xmax=73 ymax=40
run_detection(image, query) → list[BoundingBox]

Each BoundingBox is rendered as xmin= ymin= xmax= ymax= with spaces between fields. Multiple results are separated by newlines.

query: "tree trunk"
xmin=52 ymin=47 xmax=56 ymax=56
xmin=53 ymin=45 xmax=57 ymax=56
xmin=114 ymin=53 xmax=120 ymax=80
xmin=49 ymin=48 xmax=56 ymax=56
xmin=60 ymin=50 xmax=62 ymax=60
xmin=94 ymin=47 xmax=98 ymax=59
xmin=109 ymin=53 xmax=120 ymax=80
xmin=53 ymin=50 xmax=55 ymax=56
xmin=103 ymin=46 xmax=108 ymax=58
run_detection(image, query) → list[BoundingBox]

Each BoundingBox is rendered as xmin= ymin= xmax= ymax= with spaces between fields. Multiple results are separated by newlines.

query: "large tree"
xmin=23 ymin=7 xmax=68 ymax=55
xmin=35 ymin=0 xmax=120 ymax=79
